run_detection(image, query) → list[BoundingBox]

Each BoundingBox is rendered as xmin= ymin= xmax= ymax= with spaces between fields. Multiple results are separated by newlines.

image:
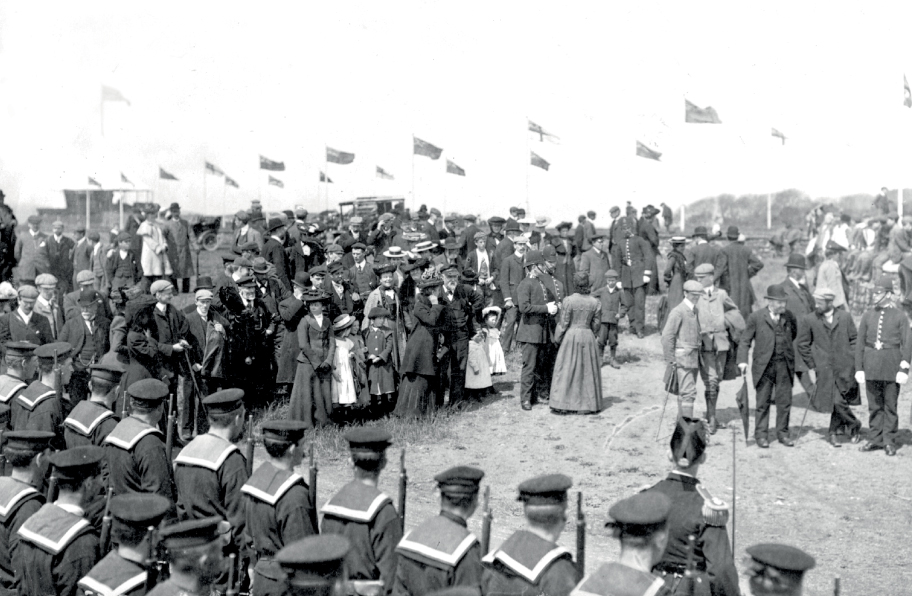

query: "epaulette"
xmin=696 ymin=483 xmax=730 ymax=527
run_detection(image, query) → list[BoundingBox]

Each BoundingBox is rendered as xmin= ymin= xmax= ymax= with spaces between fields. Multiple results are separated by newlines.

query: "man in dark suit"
xmin=485 ymin=216 xmax=506 ymax=255
xmin=419 ymin=208 xmax=441 ymax=244
xmin=737 ymin=285 xmax=798 ymax=448
xmin=465 ymin=232 xmax=497 ymax=307
xmin=515 ymin=251 xmax=558 ymax=411
xmin=574 ymin=211 xmax=597 ymax=254
xmin=685 ymin=226 xmax=727 ymax=284
xmin=337 ymin=216 xmax=370 ymax=268
xmin=494 ymin=222 xmax=521 ymax=264
xmin=262 ymin=217 xmax=291 ymax=292
xmin=71 ymin=226 xmax=92 ymax=291
xmin=719 ymin=226 xmax=764 ymax=319
xmin=435 ymin=264 xmax=476 ymax=408
xmin=63 ymin=270 xmax=113 ymax=323
xmin=550 ymin=222 xmax=576 ymax=290
xmin=183 ymin=288 xmax=229 ymax=439
xmin=637 ymin=207 xmax=661 ymax=294
xmin=578 ymin=234 xmax=611 ymax=292
xmin=0 ymin=286 xmax=53 ymax=356
xmin=498 ymin=237 xmax=528 ymax=353
xmin=59 ymin=288 xmax=111 ymax=404
xmin=610 ymin=218 xmax=655 ymax=338
xmin=778 ymin=253 xmax=816 ymax=400
xmin=606 ymin=206 xmax=623 ymax=252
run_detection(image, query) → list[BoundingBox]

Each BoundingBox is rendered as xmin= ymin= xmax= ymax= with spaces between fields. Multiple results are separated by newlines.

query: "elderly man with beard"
xmin=58 ymin=289 xmax=111 ymax=406
xmin=435 ymin=264 xmax=476 ymax=408
xmin=515 ymin=251 xmax=559 ymax=411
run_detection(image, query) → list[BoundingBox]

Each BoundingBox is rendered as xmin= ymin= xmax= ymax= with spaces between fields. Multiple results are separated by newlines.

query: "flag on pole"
xmin=259 ymin=155 xmax=285 ymax=171
xmin=685 ymin=99 xmax=722 ymax=123
xmin=268 ymin=176 xmax=284 ymax=188
xmin=413 ymin=137 xmax=443 ymax=160
xmin=530 ymin=151 xmax=550 ymax=170
xmin=120 ymin=172 xmax=133 ymax=186
xmin=88 ymin=177 xmax=102 ymax=187
xmin=320 ymin=172 xmax=333 ymax=183
xmin=376 ymin=166 xmax=394 ymax=180
xmin=446 ymin=160 xmax=465 ymax=176
xmin=101 ymin=85 xmax=131 ymax=106
xmin=528 ymin=120 xmax=560 ymax=143
xmin=905 ymin=75 xmax=911 ymax=108
xmin=225 ymin=176 xmax=239 ymax=188
xmin=159 ymin=167 xmax=178 ymax=181
xmin=771 ymin=128 xmax=787 ymax=145
xmin=326 ymin=147 xmax=355 ymax=165
xmin=635 ymin=141 xmax=662 ymax=161
xmin=205 ymin=161 xmax=225 ymax=176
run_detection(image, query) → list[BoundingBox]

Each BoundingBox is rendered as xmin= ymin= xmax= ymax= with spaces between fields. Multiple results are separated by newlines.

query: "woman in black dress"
xmin=394 ymin=277 xmax=445 ymax=418
xmin=289 ymin=290 xmax=336 ymax=428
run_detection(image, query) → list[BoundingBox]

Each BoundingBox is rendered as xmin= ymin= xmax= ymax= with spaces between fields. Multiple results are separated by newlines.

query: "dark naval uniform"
xmin=77 ymin=551 xmax=147 ymax=596
xmin=0 ymin=374 xmax=27 ymax=411
xmin=481 ymin=530 xmax=579 ymax=596
xmin=0 ymin=476 xmax=43 ymax=596
xmin=393 ymin=511 xmax=483 ymax=596
xmin=242 ymin=461 xmax=317 ymax=596
xmin=16 ymin=503 xmax=99 ymax=596
xmin=644 ymin=473 xmax=739 ymax=596
xmin=104 ymin=416 xmax=176 ymax=502
xmin=321 ymin=480 xmax=402 ymax=594
xmin=12 ymin=381 xmax=61 ymax=440
xmin=64 ymin=401 xmax=118 ymax=448
xmin=570 ymin=562 xmax=669 ymax=596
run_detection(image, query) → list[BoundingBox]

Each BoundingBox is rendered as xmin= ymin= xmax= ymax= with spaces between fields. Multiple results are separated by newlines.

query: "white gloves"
xmin=897 ymin=372 xmax=909 ymax=384
xmin=546 ymin=302 xmax=558 ymax=315
xmin=643 ymin=276 xmax=651 ymax=284
xmin=855 ymin=371 xmax=865 ymax=384
xmin=303 ymin=245 xmax=312 ymax=256
xmin=738 ymin=363 xmax=747 ymax=374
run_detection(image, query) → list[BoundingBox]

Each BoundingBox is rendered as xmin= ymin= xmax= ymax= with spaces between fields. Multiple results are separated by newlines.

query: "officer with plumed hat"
xmin=104 ymin=379 xmax=177 ymax=504
xmin=570 ymin=492 xmax=671 ymax=596
xmin=322 ymin=428 xmax=402 ymax=596
xmin=16 ymin=446 xmax=105 ymax=596
xmin=242 ymin=420 xmax=317 ymax=596
xmin=275 ymin=534 xmax=352 ymax=596
xmin=393 ymin=466 xmax=485 ymax=596
xmin=481 ymin=474 xmax=579 ymax=596
xmin=146 ymin=516 xmax=228 ymax=596
xmin=12 ymin=341 xmax=73 ymax=445
xmin=63 ymin=362 xmax=124 ymax=449
xmin=745 ymin=543 xmax=815 ymax=596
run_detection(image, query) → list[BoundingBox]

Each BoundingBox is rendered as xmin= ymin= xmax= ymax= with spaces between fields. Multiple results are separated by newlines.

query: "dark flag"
xmin=120 ymin=172 xmax=133 ymax=186
xmin=905 ymin=75 xmax=911 ymax=108
xmin=446 ymin=159 xmax=465 ymax=176
xmin=771 ymin=128 xmax=786 ymax=145
xmin=88 ymin=177 xmax=102 ymax=187
xmin=268 ymin=176 xmax=284 ymax=188
xmin=530 ymin=151 xmax=550 ymax=171
xmin=320 ymin=171 xmax=333 ymax=183
xmin=225 ymin=176 xmax=239 ymax=188
xmin=528 ymin=119 xmax=560 ymax=143
xmin=326 ymin=147 xmax=355 ymax=165
xmin=259 ymin=155 xmax=285 ymax=171
xmin=205 ymin=161 xmax=225 ymax=176
xmin=102 ymin=85 xmax=131 ymax=106
xmin=159 ymin=167 xmax=178 ymax=181
xmin=735 ymin=377 xmax=751 ymax=444
xmin=685 ymin=99 xmax=722 ymax=124
xmin=376 ymin=166 xmax=394 ymax=180
xmin=636 ymin=141 xmax=662 ymax=161
xmin=414 ymin=136 xmax=443 ymax=160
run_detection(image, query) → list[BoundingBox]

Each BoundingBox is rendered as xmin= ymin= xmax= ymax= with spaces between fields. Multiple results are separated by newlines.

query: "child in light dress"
xmin=482 ymin=306 xmax=507 ymax=375
xmin=331 ymin=314 xmax=366 ymax=420
xmin=465 ymin=330 xmax=493 ymax=401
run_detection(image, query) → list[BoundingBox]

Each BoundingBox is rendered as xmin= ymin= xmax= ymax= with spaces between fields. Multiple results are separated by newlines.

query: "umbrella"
xmin=735 ymin=374 xmax=750 ymax=445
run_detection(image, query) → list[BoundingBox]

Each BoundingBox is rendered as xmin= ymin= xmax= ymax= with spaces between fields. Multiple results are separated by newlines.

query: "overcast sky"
xmin=2 ymin=2 xmax=912 ymax=218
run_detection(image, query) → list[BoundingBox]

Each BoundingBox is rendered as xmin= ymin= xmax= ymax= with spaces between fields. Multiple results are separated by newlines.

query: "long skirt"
xmin=289 ymin=361 xmax=333 ymax=428
xmin=393 ymin=373 xmax=435 ymax=419
xmin=549 ymin=328 xmax=603 ymax=413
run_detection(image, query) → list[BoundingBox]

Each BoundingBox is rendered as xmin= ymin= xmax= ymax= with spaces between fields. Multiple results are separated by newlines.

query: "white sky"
xmin=2 ymin=2 xmax=912 ymax=218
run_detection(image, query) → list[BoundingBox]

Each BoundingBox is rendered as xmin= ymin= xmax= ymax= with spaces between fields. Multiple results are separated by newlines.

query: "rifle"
xmin=99 ymin=486 xmax=115 ymax=555
xmin=480 ymin=486 xmax=492 ymax=555
xmin=0 ymin=455 xmax=6 ymax=478
xmin=143 ymin=526 xmax=161 ymax=593
xmin=397 ymin=448 xmax=407 ymax=532
xmin=46 ymin=466 xmax=58 ymax=502
xmin=244 ymin=413 xmax=254 ymax=477
xmin=226 ymin=553 xmax=238 ymax=596
xmin=53 ymin=349 xmax=63 ymax=406
xmin=576 ymin=492 xmax=586 ymax=576
xmin=679 ymin=534 xmax=697 ymax=596
xmin=165 ymin=393 xmax=176 ymax=462
xmin=834 ymin=576 xmax=841 ymax=596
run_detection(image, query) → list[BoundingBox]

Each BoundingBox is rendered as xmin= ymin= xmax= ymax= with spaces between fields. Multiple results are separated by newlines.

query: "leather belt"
xmin=865 ymin=343 xmax=899 ymax=350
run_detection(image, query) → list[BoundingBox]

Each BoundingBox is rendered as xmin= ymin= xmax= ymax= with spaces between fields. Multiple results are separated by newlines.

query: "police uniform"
xmin=321 ymin=429 xmax=402 ymax=595
xmin=243 ymin=421 xmax=317 ymax=596
xmin=104 ymin=380 xmax=176 ymax=503
xmin=0 ymin=430 xmax=53 ymax=596
xmin=745 ymin=543 xmax=815 ymax=596
xmin=481 ymin=474 xmax=579 ymax=596
xmin=12 ymin=342 xmax=72 ymax=448
xmin=146 ymin=516 xmax=225 ymax=596
xmin=16 ymin=446 xmax=103 ymax=596
xmin=0 ymin=342 xmax=36 ymax=409
xmin=275 ymin=534 xmax=351 ymax=596
xmin=77 ymin=493 xmax=171 ymax=596
xmin=393 ymin=466 xmax=484 ymax=596
xmin=64 ymin=363 xmax=125 ymax=449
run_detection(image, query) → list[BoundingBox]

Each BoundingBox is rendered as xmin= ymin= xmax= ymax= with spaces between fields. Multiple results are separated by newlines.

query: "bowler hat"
xmin=726 ymin=225 xmax=740 ymax=239
xmin=785 ymin=254 xmax=807 ymax=269
xmin=169 ymin=202 xmax=181 ymax=211
xmin=765 ymin=285 xmax=788 ymax=301
xmin=692 ymin=226 xmax=708 ymax=238
xmin=266 ymin=217 xmax=285 ymax=232
xmin=524 ymin=251 xmax=545 ymax=268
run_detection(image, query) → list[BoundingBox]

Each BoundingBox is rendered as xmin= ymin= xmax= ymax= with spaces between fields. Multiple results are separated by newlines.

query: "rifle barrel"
xmin=99 ymin=486 xmax=115 ymax=554
xmin=244 ymin=413 xmax=254 ymax=476
xmin=143 ymin=526 xmax=160 ymax=593
xmin=226 ymin=553 xmax=238 ymax=596
xmin=165 ymin=393 xmax=176 ymax=462
xmin=481 ymin=486 xmax=492 ymax=555
xmin=46 ymin=469 xmax=58 ymax=503
xmin=397 ymin=448 xmax=407 ymax=531
xmin=576 ymin=492 xmax=586 ymax=576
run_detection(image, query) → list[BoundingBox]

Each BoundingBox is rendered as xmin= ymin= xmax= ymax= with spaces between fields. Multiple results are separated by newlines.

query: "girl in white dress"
xmin=136 ymin=208 xmax=173 ymax=282
xmin=482 ymin=306 xmax=507 ymax=375
xmin=331 ymin=315 xmax=358 ymax=407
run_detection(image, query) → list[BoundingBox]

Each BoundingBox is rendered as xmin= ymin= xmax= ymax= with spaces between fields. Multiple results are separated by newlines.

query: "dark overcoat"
xmin=719 ymin=242 xmax=763 ymax=318
xmin=737 ymin=308 xmax=797 ymax=388
xmin=778 ymin=278 xmax=814 ymax=373
xmin=796 ymin=310 xmax=857 ymax=413
xmin=400 ymin=296 xmax=444 ymax=376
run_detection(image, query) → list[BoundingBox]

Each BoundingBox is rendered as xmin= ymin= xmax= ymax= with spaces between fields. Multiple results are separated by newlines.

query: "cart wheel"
xmin=200 ymin=231 xmax=220 ymax=252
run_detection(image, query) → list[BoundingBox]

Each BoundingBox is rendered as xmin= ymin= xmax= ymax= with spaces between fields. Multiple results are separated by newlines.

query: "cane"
xmin=655 ymin=389 xmax=671 ymax=441
xmin=796 ymin=386 xmax=817 ymax=441
xmin=183 ymin=351 xmax=203 ymax=400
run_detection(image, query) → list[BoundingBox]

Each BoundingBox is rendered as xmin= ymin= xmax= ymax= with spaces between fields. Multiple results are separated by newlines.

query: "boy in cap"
xmin=592 ymin=269 xmax=626 ymax=369
xmin=147 ymin=516 xmax=227 ymax=596
xmin=242 ymin=420 xmax=317 ymax=596
xmin=13 ymin=214 xmax=48 ymax=287
xmin=570 ymin=492 xmax=671 ymax=596
xmin=0 ymin=430 xmax=54 ymax=595
xmin=0 ymin=342 xmax=37 ymax=407
xmin=481 ymin=474 xmax=579 ymax=596
xmin=275 ymin=535 xmax=352 ymax=596
xmin=366 ymin=307 xmax=397 ymax=416
xmin=105 ymin=231 xmax=143 ymax=296
xmin=16 ymin=446 xmax=104 ymax=596
xmin=77 ymin=493 xmax=171 ymax=596
xmin=745 ymin=543 xmax=815 ymax=596
xmin=0 ymin=285 xmax=54 ymax=348
xmin=104 ymin=379 xmax=177 ymax=503
xmin=321 ymin=429 xmax=402 ymax=595
xmin=63 ymin=362 xmax=124 ymax=449
xmin=393 ymin=466 xmax=484 ymax=596
xmin=661 ymin=281 xmax=704 ymax=418
xmin=59 ymin=288 xmax=112 ymax=404
xmin=13 ymin=341 xmax=73 ymax=443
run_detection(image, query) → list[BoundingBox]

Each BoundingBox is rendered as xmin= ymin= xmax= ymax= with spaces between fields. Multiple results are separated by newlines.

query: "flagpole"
xmin=325 ymin=146 xmax=329 ymax=214
xmin=767 ymin=193 xmax=772 ymax=229
xmin=525 ymin=117 xmax=531 ymax=214
xmin=411 ymin=135 xmax=416 ymax=211
xmin=86 ymin=189 xmax=91 ymax=230
xmin=203 ymin=165 xmax=207 ymax=212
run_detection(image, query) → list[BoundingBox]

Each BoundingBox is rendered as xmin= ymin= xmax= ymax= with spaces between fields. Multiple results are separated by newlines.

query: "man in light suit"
xmin=0 ymin=285 xmax=53 ymax=357
xmin=577 ymin=234 xmax=611 ymax=292
xmin=465 ymin=231 xmax=497 ymax=307
xmin=34 ymin=273 xmax=64 ymax=339
xmin=661 ymin=281 xmax=704 ymax=418
xmin=14 ymin=215 xmax=49 ymax=286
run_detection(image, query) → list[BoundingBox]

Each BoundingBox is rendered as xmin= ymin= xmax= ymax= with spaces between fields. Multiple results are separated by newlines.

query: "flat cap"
xmin=812 ymin=288 xmax=835 ymax=301
xmin=441 ymin=237 xmax=461 ymax=250
xmin=605 ymin=269 xmax=619 ymax=278
xmin=127 ymin=379 xmax=169 ymax=405
xmin=309 ymin=265 xmax=327 ymax=276
xmin=327 ymin=261 xmax=344 ymax=274
xmin=512 ymin=235 xmax=529 ymax=245
xmin=444 ymin=213 xmax=459 ymax=222
xmin=110 ymin=493 xmax=171 ymax=528
xmin=294 ymin=207 xmax=308 ymax=219
xmin=17 ymin=286 xmax=38 ymax=300
xmin=239 ymin=241 xmax=260 ymax=254
xmin=435 ymin=465 xmax=484 ymax=495
xmin=517 ymin=474 xmax=572 ymax=505
xmin=464 ymin=214 xmax=477 ymax=222
xmin=606 ymin=492 xmax=671 ymax=529
xmin=35 ymin=342 xmax=73 ymax=361
xmin=90 ymin=362 xmax=125 ymax=384
xmin=203 ymin=388 xmax=245 ymax=414
xmin=275 ymin=535 xmax=351 ymax=584
xmin=261 ymin=420 xmax=308 ymax=443
xmin=27 ymin=215 xmax=41 ymax=225
xmin=440 ymin=263 xmax=460 ymax=276
xmin=378 ymin=213 xmax=395 ymax=224
xmin=195 ymin=289 xmax=214 ymax=301
xmin=487 ymin=216 xmax=506 ymax=225
xmin=726 ymin=225 xmax=740 ymax=238
xmin=76 ymin=270 xmax=95 ymax=284
xmin=418 ymin=277 xmax=442 ymax=289
xmin=115 ymin=231 xmax=132 ymax=243
xmin=683 ymin=280 xmax=704 ymax=293
xmin=35 ymin=273 xmax=58 ymax=287
xmin=4 ymin=430 xmax=54 ymax=452
xmin=349 ymin=216 xmax=363 ymax=225
xmin=473 ymin=231 xmax=487 ymax=242
xmin=368 ymin=307 xmax=391 ymax=319
xmin=149 ymin=280 xmax=173 ymax=294
xmin=694 ymin=263 xmax=714 ymax=275
xmin=326 ymin=244 xmax=343 ymax=254
xmin=49 ymin=446 xmax=104 ymax=481
xmin=303 ymin=290 xmax=331 ymax=303
xmin=234 ymin=257 xmax=253 ymax=268
xmin=159 ymin=516 xmax=224 ymax=550
xmin=344 ymin=428 xmax=392 ymax=454
xmin=4 ymin=341 xmax=37 ymax=358
xmin=351 ymin=242 xmax=367 ymax=251
xmin=235 ymin=210 xmax=250 ymax=222
xmin=746 ymin=543 xmax=816 ymax=573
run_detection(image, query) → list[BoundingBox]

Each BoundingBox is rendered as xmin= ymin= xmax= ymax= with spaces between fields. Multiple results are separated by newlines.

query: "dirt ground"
xmin=195 ymin=249 xmax=912 ymax=596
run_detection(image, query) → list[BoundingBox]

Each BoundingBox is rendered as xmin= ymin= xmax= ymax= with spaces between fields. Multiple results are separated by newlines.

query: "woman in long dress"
xmin=136 ymin=207 xmax=173 ymax=287
xmin=550 ymin=272 xmax=603 ymax=414
xmin=393 ymin=277 xmax=445 ymax=418
xmin=289 ymin=290 xmax=336 ymax=428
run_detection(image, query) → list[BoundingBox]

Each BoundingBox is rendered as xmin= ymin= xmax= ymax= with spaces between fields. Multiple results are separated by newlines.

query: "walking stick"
xmin=796 ymin=387 xmax=817 ymax=441
xmin=731 ymin=426 xmax=737 ymax=555
xmin=655 ymin=389 xmax=671 ymax=441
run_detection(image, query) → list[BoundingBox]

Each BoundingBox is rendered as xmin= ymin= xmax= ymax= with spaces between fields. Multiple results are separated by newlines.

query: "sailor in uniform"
xmin=242 ymin=420 xmax=317 ymax=596
xmin=104 ymin=379 xmax=176 ymax=504
xmin=393 ymin=466 xmax=485 ymax=596
xmin=643 ymin=417 xmax=739 ymax=595
xmin=63 ymin=362 xmax=125 ymax=449
xmin=321 ymin=428 xmax=402 ymax=596
xmin=481 ymin=473 xmax=580 ymax=596
xmin=274 ymin=534 xmax=352 ymax=596
xmin=0 ymin=342 xmax=37 ymax=411
xmin=77 ymin=493 xmax=171 ymax=596
xmin=744 ymin=543 xmax=816 ymax=596
xmin=16 ymin=446 xmax=103 ymax=596
xmin=146 ymin=516 xmax=227 ymax=596
xmin=12 ymin=341 xmax=72 ymax=447
xmin=570 ymin=492 xmax=672 ymax=596
xmin=0 ymin=430 xmax=54 ymax=596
